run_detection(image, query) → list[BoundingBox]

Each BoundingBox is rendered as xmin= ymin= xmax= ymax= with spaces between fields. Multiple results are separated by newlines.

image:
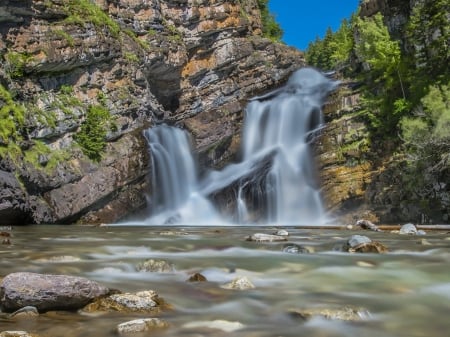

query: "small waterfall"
xmin=143 ymin=125 xmax=219 ymax=225
xmin=142 ymin=68 xmax=338 ymax=226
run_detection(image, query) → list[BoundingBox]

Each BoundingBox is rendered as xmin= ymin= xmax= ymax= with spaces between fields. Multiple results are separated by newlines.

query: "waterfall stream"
xmin=141 ymin=68 xmax=338 ymax=226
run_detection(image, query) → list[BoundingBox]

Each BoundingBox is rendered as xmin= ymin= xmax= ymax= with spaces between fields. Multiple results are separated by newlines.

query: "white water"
xmin=140 ymin=68 xmax=338 ymax=226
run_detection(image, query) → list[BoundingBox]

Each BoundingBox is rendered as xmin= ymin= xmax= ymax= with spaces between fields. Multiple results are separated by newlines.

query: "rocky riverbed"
xmin=1 ymin=224 xmax=450 ymax=337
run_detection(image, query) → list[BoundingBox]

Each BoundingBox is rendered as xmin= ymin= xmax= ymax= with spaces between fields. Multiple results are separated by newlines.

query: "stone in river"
xmin=82 ymin=290 xmax=171 ymax=313
xmin=117 ymin=318 xmax=169 ymax=335
xmin=221 ymin=276 xmax=255 ymax=290
xmin=344 ymin=235 xmax=388 ymax=253
xmin=187 ymin=272 xmax=207 ymax=282
xmin=0 ymin=272 xmax=110 ymax=312
xmin=288 ymin=306 xmax=370 ymax=321
xmin=136 ymin=259 xmax=174 ymax=272
xmin=399 ymin=223 xmax=418 ymax=235
xmin=8 ymin=306 xmax=39 ymax=319
xmin=0 ymin=332 xmax=41 ymax=337
xmin=183 ymin=319 xmax=244 ymax=332
xmin=282 ymin=244 xmax=312 ymax=254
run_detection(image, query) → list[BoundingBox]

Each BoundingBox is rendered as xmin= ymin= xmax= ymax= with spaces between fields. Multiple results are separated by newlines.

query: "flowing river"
xmin=1 ymin=225 xmax=450 ymax=336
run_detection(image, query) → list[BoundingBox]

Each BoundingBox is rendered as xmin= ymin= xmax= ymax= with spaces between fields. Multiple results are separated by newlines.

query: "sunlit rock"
xmin=221 ymin=276 xmax=255 ymax=290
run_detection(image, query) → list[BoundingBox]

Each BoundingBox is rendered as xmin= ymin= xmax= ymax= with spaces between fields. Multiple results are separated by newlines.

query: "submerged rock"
xmin=82 ymin=290 xmax=170 ymax=314
xmin=117 ymin=318 xmax=169 ymax=335
xmin=187 ymin=273 xmax=207 ymax=282
xmin=288 ymin=306 xmax=370 ymax=321
xmin=221 ymin=276 xmax=255 ymax=290
xmin=183 ymin=319 xmax=244 ymax=332
xmin=0 ymin=272 xmax=109 ymax=312
xmin=8 ymin=306 xmax=39 ymax=319
xmin=246 ymin=233 xmax=287 ymax=242
xmin=136 ymin=259 xmax=174 ymax=272
xmin=0 ymin=332 xmax=40 ymax=337
xmin=282 ymin=244 xmax=312 ymax=254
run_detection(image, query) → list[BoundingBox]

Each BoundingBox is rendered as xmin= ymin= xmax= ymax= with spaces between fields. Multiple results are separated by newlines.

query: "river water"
xmin=1 ymin=225 xmax=450 ymax=336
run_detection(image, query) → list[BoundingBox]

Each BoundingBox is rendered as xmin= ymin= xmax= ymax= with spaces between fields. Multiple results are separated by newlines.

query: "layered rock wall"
xmin=0 ymin=0 xmax=304 ymax=224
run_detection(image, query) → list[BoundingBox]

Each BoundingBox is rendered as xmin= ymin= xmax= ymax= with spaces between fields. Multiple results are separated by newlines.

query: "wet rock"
xmin=136 ymin=259 xmax=174 ymax=273
xmin=187 ymin=273 xmax=207 ymax=282
xmin=246 ymin=233 xmax=287 ymax=242
xmin=417 ymin=238 xmax=432 ymax=245
xmin=117 ymin=318 xmax=169 ymax=335
xmin=82 ymin=290 xmax=170 ymax=314
xmin=0 ymin=332 xmax=40 ymax=337
xmin=288 ymin=306 xmax=370 ymax=321
xmin=356 ymin=219 xmax=382 ymax=232
xmin=221 ymin=276 xmax=255 ymax=290
xmin=0 ymin=272 xmax=110 ymax=312
xmin=282 ymin=244 xmax=312 ymax=254
xmin=183 ymin=319 xmax=245 ymax=332
xmin=344 ymin=235 xmax=388 ymax=253
xmin=8 ymin=306 xmax=39 ymax=319
xmin=399 ymin=223 xmax=418 ymax=235
xmin=34 ymin=256 xmax=81 ymax=263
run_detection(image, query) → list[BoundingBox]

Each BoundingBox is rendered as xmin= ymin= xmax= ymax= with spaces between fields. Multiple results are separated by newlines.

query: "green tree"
xmin=74 ymin=104 xmax=114 ymax=161
xmin=407 ymin=0 xmax=450 ymax=82
xmin=329 ymin=18 xmax=354 ymax=70
xmin=257 ymin=0 xmax=283 ymax=41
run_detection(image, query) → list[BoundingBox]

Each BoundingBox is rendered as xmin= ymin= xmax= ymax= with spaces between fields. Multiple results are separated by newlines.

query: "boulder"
xmin=117 ymin=318 xmax=169 ymax=335
xmin=0 ymin=272 xmax=109 ymax=312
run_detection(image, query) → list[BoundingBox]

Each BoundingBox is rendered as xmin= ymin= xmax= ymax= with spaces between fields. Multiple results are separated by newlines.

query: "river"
xmin=1 ymin=225 xmax=450 ymax=336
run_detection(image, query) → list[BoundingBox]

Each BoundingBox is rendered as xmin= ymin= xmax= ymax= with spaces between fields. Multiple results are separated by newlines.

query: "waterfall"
xmin=141 ymin=68 xmax=338 ymax=226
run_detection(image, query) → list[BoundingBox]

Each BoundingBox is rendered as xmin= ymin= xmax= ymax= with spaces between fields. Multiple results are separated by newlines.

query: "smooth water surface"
xmin=1 ymin=225 xmax=450 ymax=336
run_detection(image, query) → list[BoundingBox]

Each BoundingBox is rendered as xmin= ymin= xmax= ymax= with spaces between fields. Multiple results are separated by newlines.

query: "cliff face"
xmin=317 ymin=0 xmax=450 ymax=225
xmin=0 ymin=0 xmax=303 ymax=224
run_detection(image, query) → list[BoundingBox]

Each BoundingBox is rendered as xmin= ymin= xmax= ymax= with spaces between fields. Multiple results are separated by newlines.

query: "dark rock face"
xmin=0 ymin=0 xmax=304 ymax=224
xmin=0 ymin=272 xmax=110 ymax=312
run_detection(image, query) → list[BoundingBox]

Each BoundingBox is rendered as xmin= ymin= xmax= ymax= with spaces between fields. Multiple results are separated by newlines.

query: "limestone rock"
xmin=0 ymin=272 xmax=109 ymax=312
xmin=343 ymin=235 xmax=388 ymax=253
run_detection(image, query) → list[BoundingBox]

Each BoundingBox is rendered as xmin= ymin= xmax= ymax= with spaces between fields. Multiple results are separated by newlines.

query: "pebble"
xmin=187 ymin=272 xmax=207 ymax=282
xmin=275 ymin=229 xmax=289 ymax=236
xmin=288 ymin=306 xmax=370 ymax=321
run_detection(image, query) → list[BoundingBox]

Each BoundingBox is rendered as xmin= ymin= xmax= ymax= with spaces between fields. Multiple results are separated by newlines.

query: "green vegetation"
xmin=74 ymin=103 xmax=116 ymax=162
xmin=64 ymin=0 xmax=120 ymax=37
xmin=53 ymin=29 xmax=75 ymax=47
xmin=4 ymin=51 xmax=33 ymax=78
xmin=257 ymin=0 xmax=283 ymax=42
xmin=305 ymin=0 xmax=449 ymax=215
xmin=0 ymin=84 xmax=25 ymax=144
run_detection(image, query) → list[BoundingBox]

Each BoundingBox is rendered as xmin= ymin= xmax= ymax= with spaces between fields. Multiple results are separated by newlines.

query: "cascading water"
xmin=142 ymin=67 xmax=338 ymax=226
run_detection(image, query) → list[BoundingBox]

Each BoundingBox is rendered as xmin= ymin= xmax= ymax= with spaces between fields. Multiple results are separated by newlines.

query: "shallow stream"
xmin=1 ymin=225 xmax=450 ymax=336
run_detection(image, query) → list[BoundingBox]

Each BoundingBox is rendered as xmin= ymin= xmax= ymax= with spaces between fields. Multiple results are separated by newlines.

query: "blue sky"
xmin=269 ymin=0 xmax=359 ymax=51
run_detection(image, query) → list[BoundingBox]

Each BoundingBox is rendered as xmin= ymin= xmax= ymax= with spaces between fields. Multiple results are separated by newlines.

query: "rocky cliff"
xmin=0 ymin=0 xmax=304 ymax=225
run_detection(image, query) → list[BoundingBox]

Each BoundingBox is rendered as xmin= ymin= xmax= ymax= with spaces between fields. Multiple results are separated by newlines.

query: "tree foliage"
xmin=257 ymin=0 xmax=283 ymax=42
